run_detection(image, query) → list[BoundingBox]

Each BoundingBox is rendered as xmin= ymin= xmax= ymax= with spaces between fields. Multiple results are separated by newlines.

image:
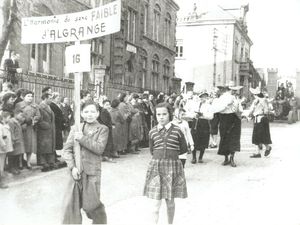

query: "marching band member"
xmin=247 ymin=87 xmax=272 ymax=158
xmin=212 ymin=81 xmax=243 ymax=167
xmin=209 ymin=88 xmax=221 ymax=148
xmin=191 ymin=91 xmax=213 ymax=164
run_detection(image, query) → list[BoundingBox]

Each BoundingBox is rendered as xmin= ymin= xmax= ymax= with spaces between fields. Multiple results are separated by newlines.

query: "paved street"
xmin=0 ymin=121 xmax=300 ymax=225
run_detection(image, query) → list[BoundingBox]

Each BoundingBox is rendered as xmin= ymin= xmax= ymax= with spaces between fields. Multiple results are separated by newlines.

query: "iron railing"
xmin=0 ymin=70 xmax=97 ymax=103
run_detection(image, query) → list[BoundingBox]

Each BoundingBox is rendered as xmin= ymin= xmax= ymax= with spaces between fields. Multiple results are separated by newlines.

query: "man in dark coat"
xmin=50 ymin=92 xmax=64 ymax=152
xmin=3 ymin=52 xmax=21 ymax=85
xmin=37 ymin=93 xmax=56 ymax=172
xmin=97 ymin=103 xmax=114 ymax=162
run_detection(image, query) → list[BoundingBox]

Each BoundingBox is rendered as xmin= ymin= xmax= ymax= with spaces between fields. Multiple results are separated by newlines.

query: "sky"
xmin=175 ymin=0 xmax=300 ymax=78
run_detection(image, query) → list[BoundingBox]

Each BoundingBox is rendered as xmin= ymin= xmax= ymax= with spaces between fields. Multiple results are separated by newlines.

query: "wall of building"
xmin=267 ymin=68 xmax=279 ymax=98
xmin=175 ymin=23 xmax=235 ymax=92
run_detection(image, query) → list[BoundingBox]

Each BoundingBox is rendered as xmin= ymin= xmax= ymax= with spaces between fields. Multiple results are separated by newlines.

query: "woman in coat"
xmin=127 ymin=94 xmax=141 ymax=154
xmin=50 ymin=92 xmax=64 ymax=151
xmin=37 ymin=93 xmax=56 ymax=172
xmin=14 ymin=90 xmax=41 ymax=169
xmin=109 ymin=99 xmax=125 ymax=157
xmin=7 ymin=112 xmax=25 ymax=174
xmin=118 ymin=93 xmax=131 ymax=154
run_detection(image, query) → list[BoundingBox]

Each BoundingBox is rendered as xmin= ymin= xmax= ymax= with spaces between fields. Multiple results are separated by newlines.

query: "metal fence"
xmin=0 ymin=70 xmax=97 ymax=103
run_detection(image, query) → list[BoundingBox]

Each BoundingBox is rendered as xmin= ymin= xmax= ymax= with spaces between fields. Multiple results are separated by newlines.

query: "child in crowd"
xmin=143 ymin=103 xmax=188 ymax=224
xmin=0 ymin=110 xmax=13 ymax=188
xmin=7 ymin=111 xmax=25 ymax=175
xmin=171 ymin=108 xmax=193 ymax=168
xmin=63 ymin=101 xmax=108 ymax=224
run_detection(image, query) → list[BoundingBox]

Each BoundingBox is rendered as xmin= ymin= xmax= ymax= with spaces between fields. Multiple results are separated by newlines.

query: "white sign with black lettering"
xmin=65 ymin=44 xmax=91 ymax=73
xmin=21 ymin=0 xmax=121 ymax=44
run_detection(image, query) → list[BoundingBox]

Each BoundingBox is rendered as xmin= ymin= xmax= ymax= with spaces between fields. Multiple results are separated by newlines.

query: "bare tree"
xmin=0 ymin=0 xmax=16 ymax=62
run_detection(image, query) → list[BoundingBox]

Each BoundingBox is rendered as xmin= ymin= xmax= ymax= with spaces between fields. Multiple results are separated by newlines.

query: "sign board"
xmin=65 ymin=44 xmax=91 ymax=73
xmin=126 ymin=43 xmax=137 ymax=53
xmin=21 ymin=0 xmax=121 ymax=44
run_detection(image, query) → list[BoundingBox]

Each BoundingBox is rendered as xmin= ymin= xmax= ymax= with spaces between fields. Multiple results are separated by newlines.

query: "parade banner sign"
xmin=21 ymin=0 xmax=121 ymax=44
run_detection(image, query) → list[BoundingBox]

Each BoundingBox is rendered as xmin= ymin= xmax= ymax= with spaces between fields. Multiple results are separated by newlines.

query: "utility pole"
xmin=223 ymin=34 xmax=228 ymax=86
xmin=212 ymin=28 xmax=218 ymax=87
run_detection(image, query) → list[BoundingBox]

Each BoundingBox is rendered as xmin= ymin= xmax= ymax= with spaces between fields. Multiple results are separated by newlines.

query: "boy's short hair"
xmin=81 ymin=100 xmax=99 ymax=112
xmin=41 ymin=93 xmax=51 ymax=100
xmin=42 ymin=86 xmax=52 ymax=94
xmin=21 ymin=90 xmax=34 ymax=98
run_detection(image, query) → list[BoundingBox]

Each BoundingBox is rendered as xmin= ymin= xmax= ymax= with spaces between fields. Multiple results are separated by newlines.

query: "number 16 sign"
xmin=65 ymin=44 xmax=91 ymax=73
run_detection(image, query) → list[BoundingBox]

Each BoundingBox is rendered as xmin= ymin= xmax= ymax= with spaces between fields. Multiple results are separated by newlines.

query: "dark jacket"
xmin=50 ymin=102 xmax=64 ymax=150
xmin=37 ymin=102 xmax=56 ymax=154
xmin=97 ymin=106 xmax=113 ymax=157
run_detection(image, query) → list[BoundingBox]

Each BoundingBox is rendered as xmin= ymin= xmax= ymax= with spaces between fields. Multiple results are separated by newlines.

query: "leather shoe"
xmin=250 ymin=153 xmax=261 ymax=158
xmin=191 ymin=158 xmax=196 ymax=164
xmin=222 ymin=160 xmax=230 ymax=166
xmin=230 ymin=157 xmax=237 ymax=167
xmin=41 ymin=166 xmax=50 ymax=172
xmin=264 ymin=146 xmax=272 ymax=157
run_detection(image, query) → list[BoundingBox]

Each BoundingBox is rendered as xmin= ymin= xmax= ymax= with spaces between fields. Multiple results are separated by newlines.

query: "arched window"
xmin=126 ymin=59 xmax=134 ymax=73
xmin=140 ymin=49 xmax=148 ymax=89
xmin=164 ymin=13 xmax=171 ymax=46
xmin=163 ymin=59 xmax=170 ymax=93
xmin=153 ymin=4 xmax=161 ymax=42
xmin=143 ymin=0 xmax=149 ymax=36
xmin=127 ymin=8 xmax=137 ymax=43
xmin=152 ymin=54 xmax=160 ymax=91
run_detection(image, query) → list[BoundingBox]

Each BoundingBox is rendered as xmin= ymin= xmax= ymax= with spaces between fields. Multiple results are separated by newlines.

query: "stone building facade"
xmin=2 ymin=0 xmax=180 ymax=100
xmin=175 ymin=3 xmax=259 ymax=97
xmin=106 ymin=0 xmax=180 ymax=99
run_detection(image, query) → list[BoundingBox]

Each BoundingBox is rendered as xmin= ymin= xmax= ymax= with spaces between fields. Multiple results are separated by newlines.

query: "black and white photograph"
xmin=0 ymin=0 xmax=299 ymax=224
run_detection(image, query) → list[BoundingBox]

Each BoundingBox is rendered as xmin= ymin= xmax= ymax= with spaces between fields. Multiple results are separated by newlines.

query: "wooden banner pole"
xmin=74 ymin=41 xmax=81 ymax=172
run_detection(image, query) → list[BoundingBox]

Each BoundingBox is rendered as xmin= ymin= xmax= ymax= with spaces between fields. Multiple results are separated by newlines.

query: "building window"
xmin=141 ymin=56 xmax=147 ymax=89
xmin=164 ymin=13 xmax=171 ymax=46
xmin=234 ymin=40 xmax=239 ymax=61
xmin=175 ymin=46 xmax=183 ymax=58
xmin=91 ymin=39 xmax=104 ymax=66
xmin=42 ymin=44 xmax=50 ymax=73
xmin=143 ymin=2 xmax=149 ymax=36
xmin=153 ymin=4 xmax=161 ymax=42
xmin=126 ymin=59 xmax=134 ymax=73
xmin=245 ymin=49 xmax=249 ymax=61
xmin=152 ymin=54 xmax=160 ymax=91
xmin=31 ymin=44 xmax=36 ymax=59
xmin=127 ymin=8 xmax=137 ymax=43
xmin=140 ymin=49 xmax=148 ymax=89
xmin=163 ymin=59 xmax=170 ymax=93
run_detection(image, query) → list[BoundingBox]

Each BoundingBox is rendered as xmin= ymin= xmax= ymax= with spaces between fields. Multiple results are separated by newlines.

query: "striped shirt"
xmin=149 ymin=124 xmax=188 ymax=155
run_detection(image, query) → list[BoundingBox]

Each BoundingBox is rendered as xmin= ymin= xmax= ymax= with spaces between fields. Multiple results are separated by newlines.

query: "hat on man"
xmin=249 ymin=87 xmax=260 ymax=95
xmin=199 ymin=90 xmax=209 ymax=98
xmin=225 ymin=80 xmax=243 ymax=91
xmin=249 ymin=87 xmax=263 ymax=96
